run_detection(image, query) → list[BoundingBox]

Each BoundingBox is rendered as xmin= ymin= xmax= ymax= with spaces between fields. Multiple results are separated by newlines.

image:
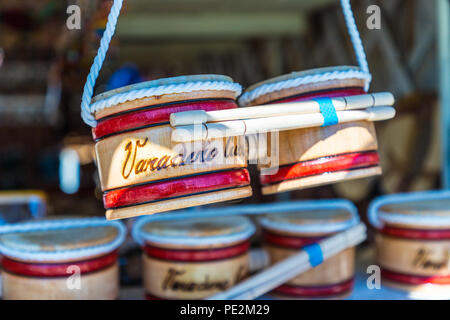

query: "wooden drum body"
xmin=239 ymin=66 xmax=381 ymax=195
xmin=133 ymin=215 xmax=255 ymax=300
xmin=258 ymin=205 xmax=358 ymax=298
xmin=92 ymin=75 xmax=252 ymax=220
xmin=370 ymin=192 xmax=450 ymax=297
xmin=0 ymin=218 xmax=125 ymax=300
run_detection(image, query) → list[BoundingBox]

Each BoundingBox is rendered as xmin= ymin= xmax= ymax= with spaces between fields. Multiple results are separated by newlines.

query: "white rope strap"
xmin=90 ymin=81 xmax=242 ymax=114
xmin=340 ymin=0 xmax=371 ymax=80
xmin=0 ymin=218 xmax=126 ymax=262
xmin=368 ymin=190 xmax=450 ymax=229
xmin=132 ymin=216 xmax=256 ymax=247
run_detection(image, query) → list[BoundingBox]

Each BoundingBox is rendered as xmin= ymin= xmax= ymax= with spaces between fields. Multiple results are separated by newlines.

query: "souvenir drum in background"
xmin=132 ymin=215 xmax=255 ymax=300
xmin=238 ymin=66 xmax=382 ymax=195
xmin=0 ymin=218 xmax=126 ymax=300
xmin=258 ymin=202 xmax=360 ymax=299
xmin=92 ymin=75 xmax=252 ymax=220
xmin=369 ymin=191 xmax=450 ymax=298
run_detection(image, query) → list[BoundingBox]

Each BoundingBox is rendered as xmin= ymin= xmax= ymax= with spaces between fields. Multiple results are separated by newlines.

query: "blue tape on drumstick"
xmin=303 ymin=243 xmax=324 ymax=267
xmin=314 ymin=97 xmax=338 ymax=127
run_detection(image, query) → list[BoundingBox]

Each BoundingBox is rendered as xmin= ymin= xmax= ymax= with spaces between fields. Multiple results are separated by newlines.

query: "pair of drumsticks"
xmin=170 ymin=92 xmax=395 ymax=142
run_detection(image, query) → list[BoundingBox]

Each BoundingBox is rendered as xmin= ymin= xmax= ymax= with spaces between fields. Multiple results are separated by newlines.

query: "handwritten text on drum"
xmin=121 ymin=137 xmax=245 ymax=179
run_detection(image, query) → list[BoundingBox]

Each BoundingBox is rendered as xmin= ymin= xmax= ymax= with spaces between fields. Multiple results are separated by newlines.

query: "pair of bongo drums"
xmin=370 ymin=191 xmax=450 ymax=298
xmin=0 ymin=218 xmax=125 ymax=300
xmin=91 ymin=67 xmax=387 ymax=220
xmin=132 ymin=200 xmax=359 ymax=300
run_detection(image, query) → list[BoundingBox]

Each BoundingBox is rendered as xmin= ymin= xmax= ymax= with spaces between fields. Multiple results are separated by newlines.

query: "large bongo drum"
xmin=258 ymin=202 xmax=359 ymax=299
xmin=0 ymin=218 xmax=125 ymax=300
xmin=91 ymin=75 xmax=252 ymax=220
xmin=369 ymin=191 xmax=450 ymax=297
xmin=238 ymin=66 xmax=381 ymax=195
xmin=132 ymin=215 xmax=255 ymax=300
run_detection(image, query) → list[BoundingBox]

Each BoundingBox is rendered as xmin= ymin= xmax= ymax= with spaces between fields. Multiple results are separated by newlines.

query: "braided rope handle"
xmin=238 ymin=68 xmax=370 ymax=106
xmin=340 ymin=0 xmax=371 ymax=90
xmin=80 ymin=0 xmax=371 ymax=127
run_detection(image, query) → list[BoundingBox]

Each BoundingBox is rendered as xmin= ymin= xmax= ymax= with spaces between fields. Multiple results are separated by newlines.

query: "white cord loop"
xmin=238 ymin=68 xmax=370 ymax=106
xmin=340 ymin=0 xmax=371 ymax=79
xmin=80 ymin=0 xmax=124 ymax=127
xmin=91 ymin=81 xmax=242 ymax=114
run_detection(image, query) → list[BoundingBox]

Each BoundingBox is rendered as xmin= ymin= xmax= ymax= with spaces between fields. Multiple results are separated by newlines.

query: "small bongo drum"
xmin=369 ymin=191 xmax=450 ymax=296
xmin=238 ymin=66 xmax=381 ymax=195
xmin=258 ymin=202 xmax=359 ymax=298
xmin=0 ymin=218 xmax=125 ymax=300
xmin=132 ymin=215 xmax=255 ymax=300
xmin=91 ymin=75 xmax=252 ymax=220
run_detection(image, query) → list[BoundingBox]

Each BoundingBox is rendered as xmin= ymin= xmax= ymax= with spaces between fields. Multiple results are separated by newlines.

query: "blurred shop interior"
xmin=0 ymin=0 xmax=445 ymax=287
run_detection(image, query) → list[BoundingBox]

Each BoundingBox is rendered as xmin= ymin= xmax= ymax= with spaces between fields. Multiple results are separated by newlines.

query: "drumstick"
xmin=170 ymin=92 xmax=394 ymax=126
xmin=209 ymin=223 xmax=366 ymax=300
xmin=172 ymin=106 xmax=396 ymax=142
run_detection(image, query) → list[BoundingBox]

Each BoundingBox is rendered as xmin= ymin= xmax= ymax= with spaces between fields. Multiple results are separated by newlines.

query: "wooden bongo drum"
xmin=0 ymin=218 xmax=125 ymax=300
xmin=238 ymin=66 xmax=382 ymax=195
xmin=258 ymin=202 xmax=359 ymax=299
xmin=132 ymin=215 xmax=255 ymax=300
xmin=369 ymin=191 xmax=450 ymax=297
xmin=91 ymin=75 xmax=252 ymax=220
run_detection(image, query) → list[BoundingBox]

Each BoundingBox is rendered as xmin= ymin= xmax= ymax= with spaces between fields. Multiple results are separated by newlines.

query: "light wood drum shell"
xmin=133 ymin=215 xmax=255 ymax=300
xmin=92 ymin=76 xmax=252 ymax=220
xmin=239 ymin=67 xmax=381 ymax=195
xmin=258 ymin=207 xmax=357 ymax=298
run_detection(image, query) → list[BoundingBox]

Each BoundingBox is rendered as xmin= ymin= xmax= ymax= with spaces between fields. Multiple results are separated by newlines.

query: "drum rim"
xmin=0 ymin=218 xmax=126 ymax=262
xmin=90 ymin=74 xmax=242 ymax=117
xmin=369 ymin=190 xmax=450 ymax=229
xmin=92 ymin=74 xmax=236 ymax=102
xmin=133 ymin=215 xmax=255 ymax=247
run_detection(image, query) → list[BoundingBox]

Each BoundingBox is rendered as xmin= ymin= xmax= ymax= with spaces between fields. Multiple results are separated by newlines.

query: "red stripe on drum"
xmin=2 ymin=251 xmax=118 ymax=277
xmin=93 ymin=99 xmax=237 ymax=140
xmin=260 ymin=151 xmax=379 ymax=185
